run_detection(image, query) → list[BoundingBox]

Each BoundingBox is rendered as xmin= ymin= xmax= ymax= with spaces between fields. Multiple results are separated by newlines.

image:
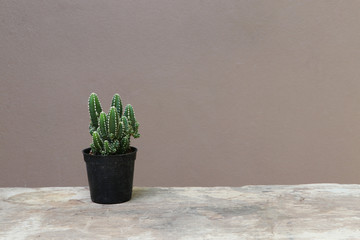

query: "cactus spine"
xmin=88 ymin=93 xmax=140 ymax=155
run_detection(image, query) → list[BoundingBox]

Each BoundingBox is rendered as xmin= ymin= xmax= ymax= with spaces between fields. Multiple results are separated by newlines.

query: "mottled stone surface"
xmin=1 ymin=184 xmax=360 ymax=239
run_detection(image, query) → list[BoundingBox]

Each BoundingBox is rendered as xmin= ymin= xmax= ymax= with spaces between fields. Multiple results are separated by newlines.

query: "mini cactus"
xmin=91 ymin=131 xmax=103 ymax=153
xmin=98 ymin=112 xmax=108 ymax=139
xmin=88 ymin=93 xmax=140 ymax=155
xmin=124 ymin=104 xmax=140 ymax=138
xmin=111 ymin=94 xmax=123 ymax=118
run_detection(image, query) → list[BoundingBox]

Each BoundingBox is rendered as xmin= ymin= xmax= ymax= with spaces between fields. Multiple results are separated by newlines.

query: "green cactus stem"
xmin=98 ymin=112 xmax=108 ymax=139
xmin=124 ymin=104 xmax=135 ymax=128
xmin=111 ymin=139 xmax=120 ymax=153
xmin=111 ymin=94 xmax=123 ymax=118
xmin=92 ymin=131 xmax=103 ymax=154
xmin=88 ymin=93 xmax=102 ymax=133
xmin=118 ymin=121 xmax=124 ymax=139
xmin=121 ymin=116 xmax=130 ymax=134
xmin=120 ymin=136 xmax=130 ymax=153
xmin=103 ymin=140 xmax=110 ymax=155
xmin=124 ymin=104 xmax=140 ymax=138
xmin=133 ymin=122 xmax=140 ymax=138
xmin=108 ymin=106 xmax=119 ymax=140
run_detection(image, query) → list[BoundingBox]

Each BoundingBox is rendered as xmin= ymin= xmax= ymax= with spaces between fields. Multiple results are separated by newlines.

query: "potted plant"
xmin=82 ymin=93 xmax=140 ymax=204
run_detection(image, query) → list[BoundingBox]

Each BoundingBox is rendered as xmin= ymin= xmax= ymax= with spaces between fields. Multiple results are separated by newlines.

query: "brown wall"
xmin=1 ymin=0 xmax=360 ymax=187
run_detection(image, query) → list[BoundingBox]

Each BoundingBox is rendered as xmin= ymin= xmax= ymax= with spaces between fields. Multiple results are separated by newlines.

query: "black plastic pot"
xmin=82 ymin=147 xmax=137 ymax=204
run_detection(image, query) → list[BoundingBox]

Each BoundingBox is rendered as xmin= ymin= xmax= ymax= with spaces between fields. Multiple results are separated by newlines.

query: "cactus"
xmin=120 ymin=136 xmax=130 ymax=154
xmin=88 ymin=93 xmax=102 ymax=135
xmin=124 ymin=104 xmax=140 ymax=138
xmin=111 ymin=94 xmax=123 ymax=118
xmin=91 ymin=131 xmax=103 ymax=153
xmin=103 ymin=140 xmax=111 ymax=155
xmin=108 ymin=106 xmax=119 ymax=140
xmin=121 ymin=116 xmax=130 ymax=135
xmin=98 ymin=112 xmax=108 ymax=139
xmin=88 ymin=93 xmax=140 ymax=155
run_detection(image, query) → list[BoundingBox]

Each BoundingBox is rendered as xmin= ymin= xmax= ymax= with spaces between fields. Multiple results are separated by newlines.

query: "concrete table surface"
xmin=1 ymin=184 xmax=360 ymax=240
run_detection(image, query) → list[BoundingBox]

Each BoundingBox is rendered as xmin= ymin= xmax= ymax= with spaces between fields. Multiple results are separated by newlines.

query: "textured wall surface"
xmin=1 ymin=0 xmax=360 ymax=187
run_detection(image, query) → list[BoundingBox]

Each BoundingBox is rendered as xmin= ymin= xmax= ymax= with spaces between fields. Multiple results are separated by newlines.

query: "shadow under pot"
xmin=82 ymin=147 xmax=137 ymax=204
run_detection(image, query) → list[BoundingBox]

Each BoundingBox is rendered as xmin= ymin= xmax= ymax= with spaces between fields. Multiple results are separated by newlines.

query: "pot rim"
xmin=82 ymin=146 xmax=137 ymax=158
